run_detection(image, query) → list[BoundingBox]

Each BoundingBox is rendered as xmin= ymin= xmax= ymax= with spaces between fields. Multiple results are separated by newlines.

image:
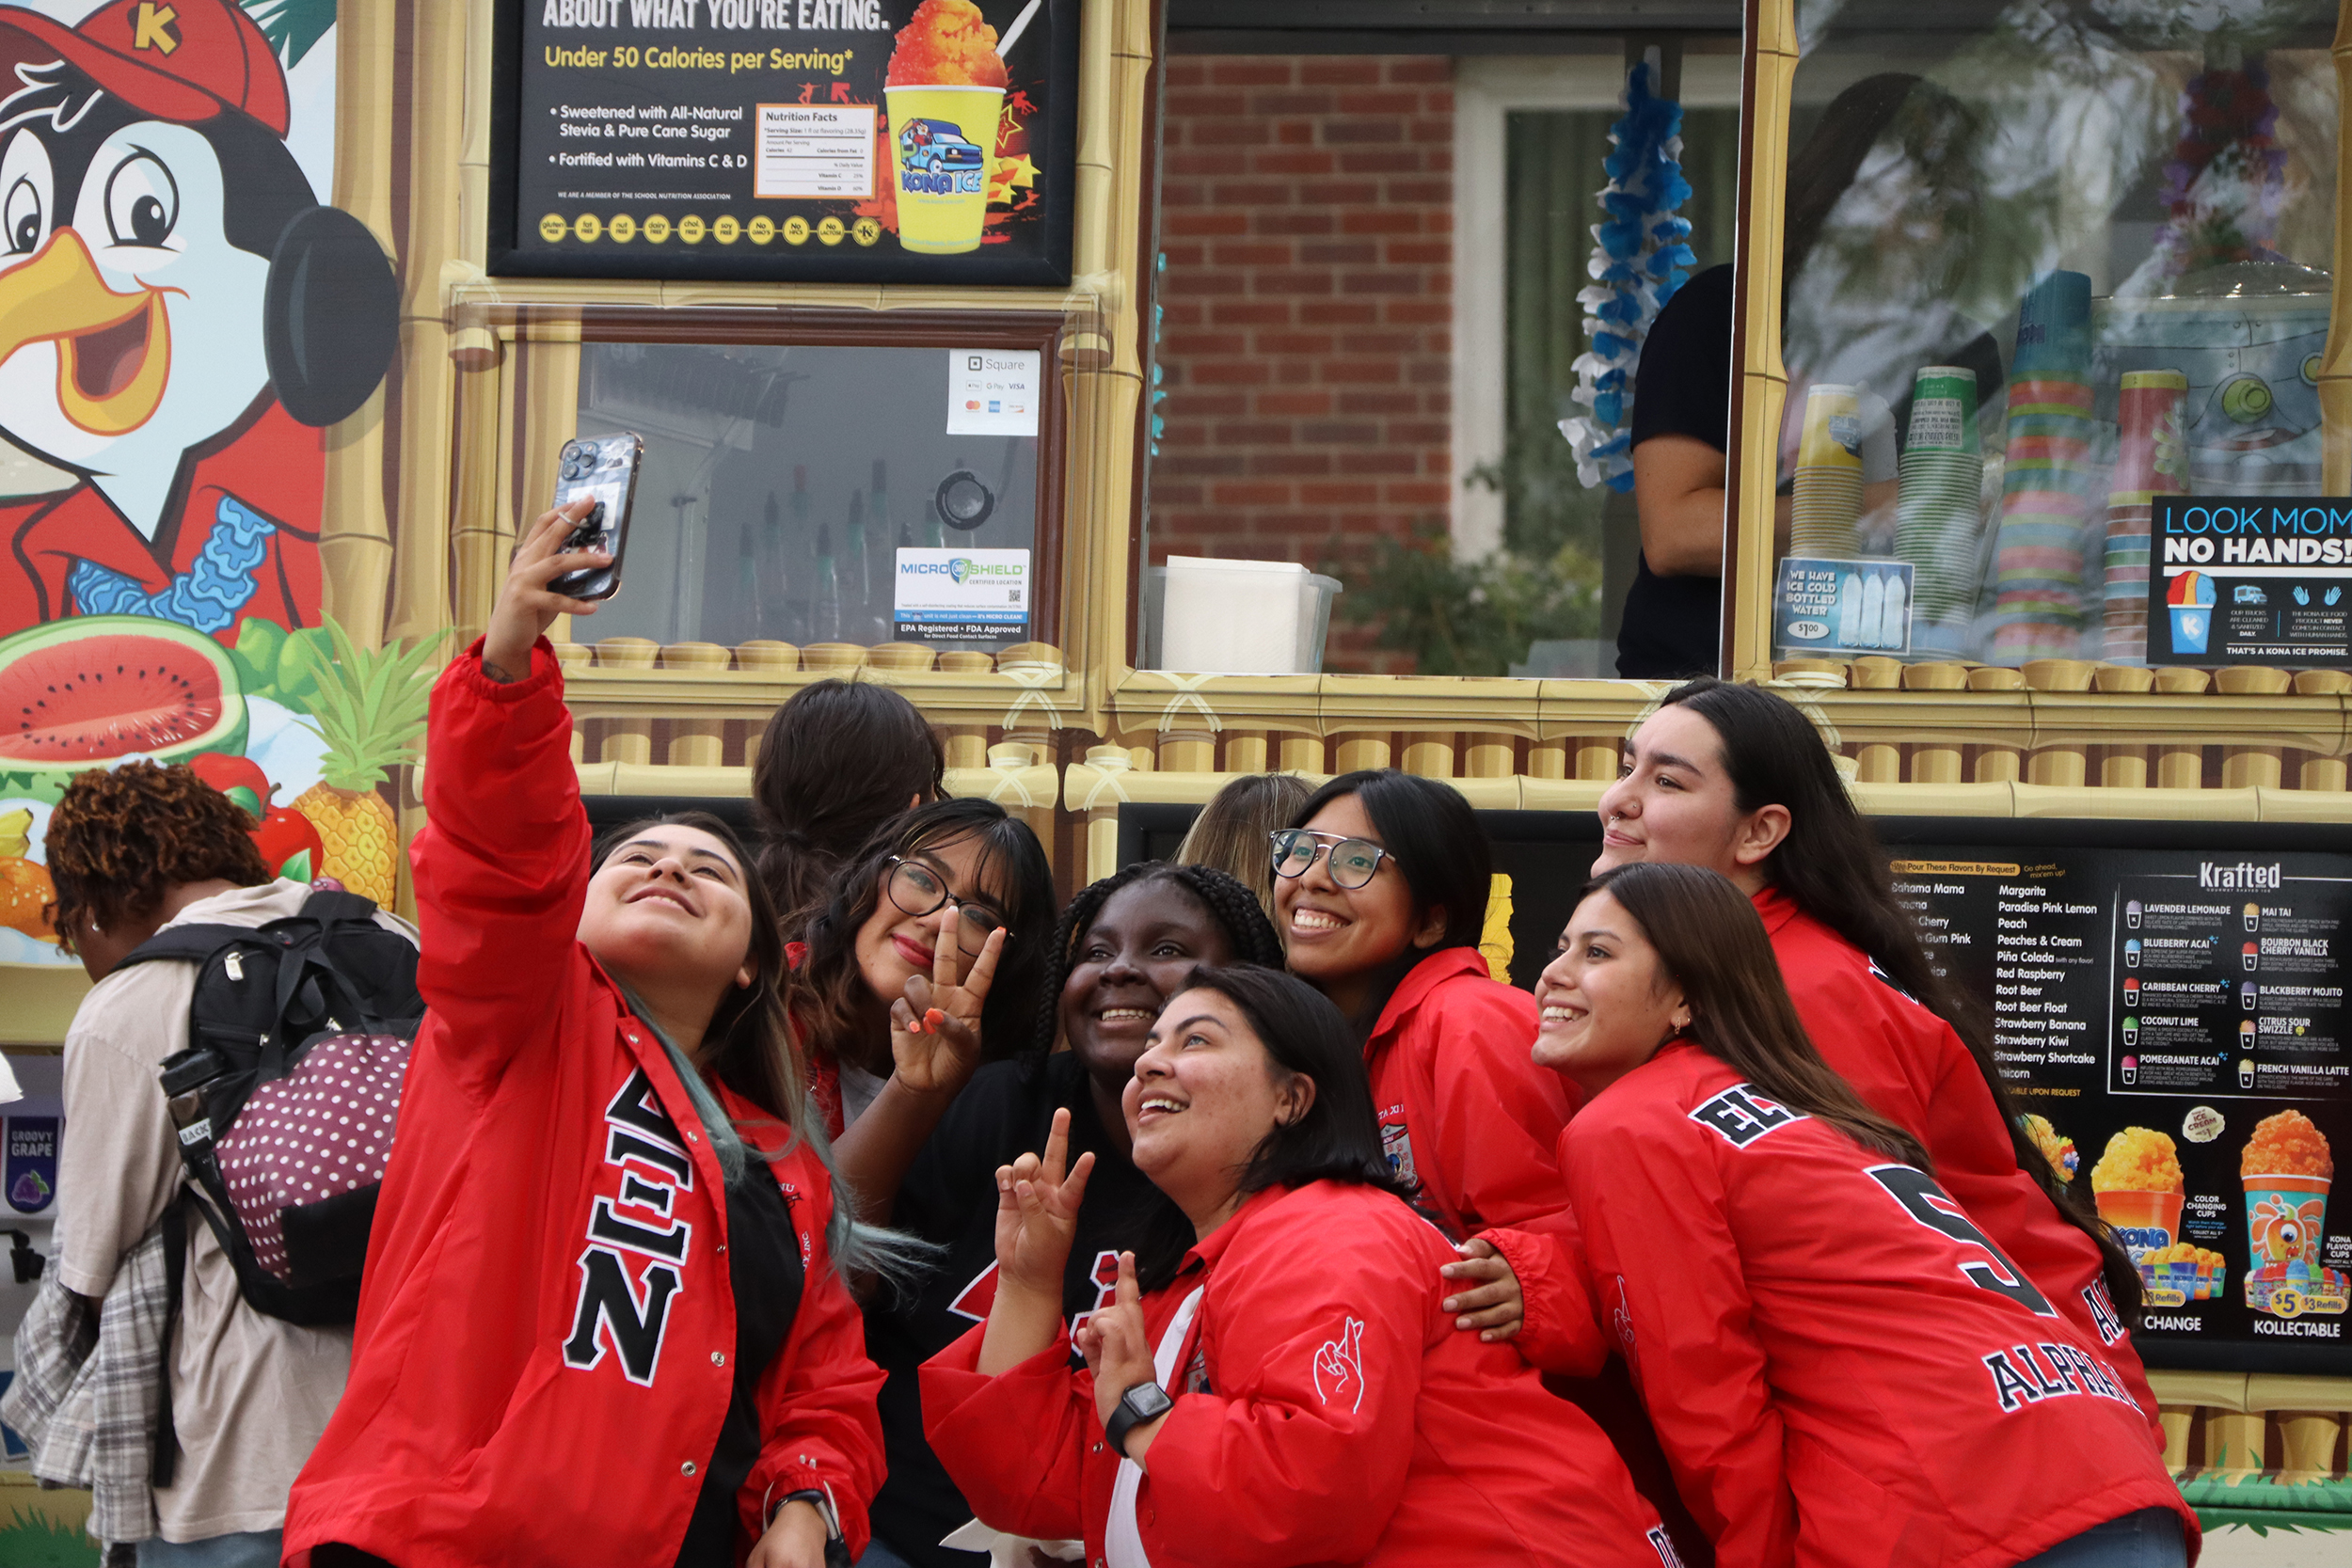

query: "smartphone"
xmin=548 ymin=432 xmax=644 ymax=600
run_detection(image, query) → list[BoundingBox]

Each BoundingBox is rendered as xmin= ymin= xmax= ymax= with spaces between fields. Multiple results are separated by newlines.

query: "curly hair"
xmin=1025 ymin=861 xmax=1285 ymax=1066
xmin=46 ymin=762 xmax=270 ymax=954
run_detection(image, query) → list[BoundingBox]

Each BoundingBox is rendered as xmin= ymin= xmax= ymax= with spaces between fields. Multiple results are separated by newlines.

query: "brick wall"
xmin=1150 ymin=55 xmax=1454 ymax=674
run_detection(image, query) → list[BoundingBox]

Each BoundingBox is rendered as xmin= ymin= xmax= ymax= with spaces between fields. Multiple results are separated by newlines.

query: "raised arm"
xmin=409 ymin=503 xmax=610 ymax=1096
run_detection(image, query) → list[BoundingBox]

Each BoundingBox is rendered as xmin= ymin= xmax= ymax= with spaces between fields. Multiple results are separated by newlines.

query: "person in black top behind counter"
xmin=859 ymin=862 xmax=1284 ymax=1568
xmin=1618 ymin=71 xmax=2010 ymax=681
xmin=1619 ymin=261 xmax=1738 ymax=679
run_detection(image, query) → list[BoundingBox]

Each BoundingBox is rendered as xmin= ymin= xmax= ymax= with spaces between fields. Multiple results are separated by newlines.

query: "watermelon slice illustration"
xmin=0 ymin=617 xmax=246 ymax=799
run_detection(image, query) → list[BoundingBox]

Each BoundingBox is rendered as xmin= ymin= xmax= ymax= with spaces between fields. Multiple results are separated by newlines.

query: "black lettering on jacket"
xmin=1688 ymin=1085 xmax=1805 ymax=1148
xmin=563 ymin=1246 xmax=683 ymax=1385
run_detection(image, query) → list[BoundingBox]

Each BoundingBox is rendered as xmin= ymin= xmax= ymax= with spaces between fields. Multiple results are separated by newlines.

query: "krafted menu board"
xmin=1883 ymin=822 xmax=2352 ymax=1373
xmin=1118 ymin=804 xmax=2352 ymax=1373
xmin=489 ymin=0 xmax=1077 ymax=284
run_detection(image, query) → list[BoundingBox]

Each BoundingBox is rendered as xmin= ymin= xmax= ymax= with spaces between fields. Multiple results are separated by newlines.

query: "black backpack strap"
xmin=113 ymin=923 xmax=271 ymax=975
xmin=152 ymin=1198 xmax=184 ymax=1488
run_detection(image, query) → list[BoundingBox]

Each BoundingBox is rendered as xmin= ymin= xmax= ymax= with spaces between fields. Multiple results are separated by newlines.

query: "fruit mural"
xmin=0 ymin=0 xmax=405 ymax=952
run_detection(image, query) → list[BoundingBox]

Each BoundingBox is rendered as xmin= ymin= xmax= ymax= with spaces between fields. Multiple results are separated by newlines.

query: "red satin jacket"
xmin=282 ymin=641 xmax=884 ymax=1568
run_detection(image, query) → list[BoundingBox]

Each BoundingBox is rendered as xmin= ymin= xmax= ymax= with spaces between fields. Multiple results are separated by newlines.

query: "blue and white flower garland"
xmin=1560 ymin=61 xmax=1696 ymax=493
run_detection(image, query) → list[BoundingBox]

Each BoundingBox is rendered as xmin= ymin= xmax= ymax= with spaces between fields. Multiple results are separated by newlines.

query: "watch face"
xmin=1127 ymin=1382 xmax=1174 ymax=1421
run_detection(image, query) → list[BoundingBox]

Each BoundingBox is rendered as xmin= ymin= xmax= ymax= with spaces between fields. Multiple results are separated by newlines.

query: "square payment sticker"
xmin=947 ymin=349 xmax=1041 ymax=436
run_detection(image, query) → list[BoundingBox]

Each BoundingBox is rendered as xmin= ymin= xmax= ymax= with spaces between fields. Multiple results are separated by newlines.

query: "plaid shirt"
xmin=4 ymin=1226 xmax=169 ymax=1545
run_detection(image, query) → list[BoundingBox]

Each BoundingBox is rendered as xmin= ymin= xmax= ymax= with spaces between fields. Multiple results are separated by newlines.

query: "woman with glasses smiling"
xmin=793 ymin=800 xmax=1055 ymax=1212
xmin=1272 ymin=772 xmax=1571 ymax=1245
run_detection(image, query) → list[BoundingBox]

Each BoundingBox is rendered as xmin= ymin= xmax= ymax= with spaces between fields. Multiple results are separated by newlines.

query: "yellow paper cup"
xmin=2092 ymin=1188 xmax=2184 ymax=1262
xmin=885 ymin=85 xmax=1003 ymax=255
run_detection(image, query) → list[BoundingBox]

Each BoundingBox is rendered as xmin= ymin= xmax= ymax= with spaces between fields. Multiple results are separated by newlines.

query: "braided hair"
xmin=1026 ymin=861 xmax=1284 ymax=1067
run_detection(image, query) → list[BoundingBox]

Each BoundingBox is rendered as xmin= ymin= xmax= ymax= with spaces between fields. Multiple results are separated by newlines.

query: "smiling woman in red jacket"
xmin=1539 ymin=864 xmax=2193 ymax=1568
xmin=1567 ymin=677 xmax=2154 ymax=1422
xmin=922 ymin=964 xmax=1673 ymax=1568
xmin=284 ymin=504 xmax=887 ymax=1568
xmin=1273 ymin=771 xmax=1569 ymax=1237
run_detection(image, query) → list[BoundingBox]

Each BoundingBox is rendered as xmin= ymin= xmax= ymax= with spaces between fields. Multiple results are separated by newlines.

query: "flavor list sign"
xmin=490 ymin=0 xmax=1077 ymax=283
xmin=2149 ymin=495 xmax=2352 ymax=665
xmin=1897 ymin=840 xmax=2352 ymax=1370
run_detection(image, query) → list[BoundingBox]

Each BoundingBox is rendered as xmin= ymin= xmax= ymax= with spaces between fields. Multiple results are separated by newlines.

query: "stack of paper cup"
xmin=1991 ymin=272 xmax=2100 ymax=661
xmin=1896 ymin=366 xmax=1983 ymax=656
xmin=2104 ymin=369 xmax=2189 ymax=663
xmin=1793 ymin=384 xmax=1864 ymax=557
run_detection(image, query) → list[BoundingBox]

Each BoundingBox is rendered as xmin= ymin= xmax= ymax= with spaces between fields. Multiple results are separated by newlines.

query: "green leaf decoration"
xmin=242 ymin=0 xmax=336 ymax=70
xmin=282 ymin=847 xmax=313 ymax=882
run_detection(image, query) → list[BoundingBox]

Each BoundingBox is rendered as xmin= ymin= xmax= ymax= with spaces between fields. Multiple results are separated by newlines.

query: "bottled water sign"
xmin=1774 ymin=557 xmax=1914 ymax=657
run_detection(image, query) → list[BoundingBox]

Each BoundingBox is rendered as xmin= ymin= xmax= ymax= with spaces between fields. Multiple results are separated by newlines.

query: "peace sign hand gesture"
xmin=994 ymin=1107 xmax=1094 ymax=1298
xmin=888 ymin=924 xmax=1006 ymax=1096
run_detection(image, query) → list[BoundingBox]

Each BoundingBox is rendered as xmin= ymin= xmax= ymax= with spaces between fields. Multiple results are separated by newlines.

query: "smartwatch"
xmin=1104 ymin=1380 xmax=1175 ymax=1458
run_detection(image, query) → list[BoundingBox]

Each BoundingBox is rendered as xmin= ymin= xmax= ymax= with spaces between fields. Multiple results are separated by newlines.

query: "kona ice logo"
xmin=898 ymin=118 xmax=986 ymax=195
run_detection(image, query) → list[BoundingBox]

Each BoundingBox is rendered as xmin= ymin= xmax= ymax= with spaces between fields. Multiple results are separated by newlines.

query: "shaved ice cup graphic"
xmin=2095 ymin=1187 xmax=2185 ymax=1268
xmin=2244 ymin=1174 xmax=2331 ymax=1315
xmin=2168 ymin=568 xmax=2216 ymax=656
xmin=886 ymin=86 xmax=1005 ymax=254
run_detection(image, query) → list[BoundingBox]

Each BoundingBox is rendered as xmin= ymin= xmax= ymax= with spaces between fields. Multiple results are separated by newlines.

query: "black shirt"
xmin=865 ymin=1053 xmax=1179 ymax=1568
xmin=675 ymin=1151 xmax=807 ymax=1568
xmin=1618 ymin=262 xmax=1733 ymax=680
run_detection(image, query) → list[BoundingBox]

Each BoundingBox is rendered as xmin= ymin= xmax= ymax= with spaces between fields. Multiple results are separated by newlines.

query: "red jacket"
xmin=0 ymin=397 xmax=321 ymax=639
xmin=283 ymin=641 xmax=885 ymax=1568
xmin=1754 ymin=887 xmax=2159 ymax=1427
xmin=1365 ymin=947 xmax=1574 ymax=1237
xmin=922 ymin=1180 xmax=1675 ymax=1568
xmin=1563 ymin=1043 xmax=2196 ymax=1568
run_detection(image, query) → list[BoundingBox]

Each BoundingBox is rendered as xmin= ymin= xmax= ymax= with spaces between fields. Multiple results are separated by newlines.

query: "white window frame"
xmin=1451 ymin=54 xmax=1743 ymax=561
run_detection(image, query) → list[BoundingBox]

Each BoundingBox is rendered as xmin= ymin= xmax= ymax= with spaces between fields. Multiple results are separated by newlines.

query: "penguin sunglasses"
xmin=1269 ymin=829 xmax=1392 ymax=891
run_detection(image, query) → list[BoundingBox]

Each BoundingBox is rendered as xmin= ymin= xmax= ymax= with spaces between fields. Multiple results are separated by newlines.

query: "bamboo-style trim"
xmin=317 ymin=0 xmax=401 ymax=646
xmin=1724 ymin=0 xmax=1798 ymax=682
xmin=2324 ymin=0 xmax=2352 ymax=493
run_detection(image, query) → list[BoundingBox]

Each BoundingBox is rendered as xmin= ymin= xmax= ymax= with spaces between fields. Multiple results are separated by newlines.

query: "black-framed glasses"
xmin=1269 ymin=829 xmax=1391 ymax=891
xmin=884 ymin=856 xmax=1004 ymax=954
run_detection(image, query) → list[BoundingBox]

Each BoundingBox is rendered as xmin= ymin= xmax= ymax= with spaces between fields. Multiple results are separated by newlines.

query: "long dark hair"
xmin=752 ymin=679 xmax=946 ymax=930
xmin=1589 ymin=863 xmax=1929 ymax=1166
xmin=1288 ymin=769 xmax=1493 ymax=1028
xmin=797 ymin=798 xmax=1055 ymax=1075
xmin=1660 ymin=677 xmax=2143 ymax=1312
xmin=1028 ymin=862 xmax=1286 ymax=1066
xmin=1172 ymin=964 xmax=1414 ymax=1202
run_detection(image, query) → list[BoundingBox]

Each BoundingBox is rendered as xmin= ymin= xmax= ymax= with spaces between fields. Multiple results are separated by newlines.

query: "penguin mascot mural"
xmin=0 ymin=0 xmax=393 ymax=641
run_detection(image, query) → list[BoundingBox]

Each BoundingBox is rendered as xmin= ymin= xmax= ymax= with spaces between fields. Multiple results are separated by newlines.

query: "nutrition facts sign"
xmin=1888 ymin=821 xmax=2352 ymax=1373
xmin=489 ymin=0 xmax=1077 ymax=284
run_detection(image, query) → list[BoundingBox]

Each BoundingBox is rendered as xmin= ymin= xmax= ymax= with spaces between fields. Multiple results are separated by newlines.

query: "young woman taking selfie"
xmin=861 ymin=863 xmax=1283 ymax=1568
xmin=286 ymin=502 xmax=886 ymax=1568
xmin=1536 ymin=863 xmax=2193 ymax=1568
xmin=921 ymin=964 xmax=1674 ymax=1568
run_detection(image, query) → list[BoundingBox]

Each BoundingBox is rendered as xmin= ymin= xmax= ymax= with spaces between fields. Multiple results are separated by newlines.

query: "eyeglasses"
xmin=1269 ymin=829 xmax=1392 ymax=891
xmin=883 ymin=856 xmax=1004 ymax=954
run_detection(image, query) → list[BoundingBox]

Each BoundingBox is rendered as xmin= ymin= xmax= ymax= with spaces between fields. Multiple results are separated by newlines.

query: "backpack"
xmin=117 ymin=887 xmax=423 ymax=1327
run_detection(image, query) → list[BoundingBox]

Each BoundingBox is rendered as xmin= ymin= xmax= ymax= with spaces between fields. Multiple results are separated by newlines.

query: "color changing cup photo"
xmin=2240 ymin=1110 xmax=2344 ymax=1316
xmin=885 ymin=0 xmax=1009 ymax=255
xmin=2092 ymin=1127 xmax=2185 ymax=1271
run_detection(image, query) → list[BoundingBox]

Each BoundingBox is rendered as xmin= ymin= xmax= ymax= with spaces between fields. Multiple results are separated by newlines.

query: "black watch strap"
xmin=1104 ymin=1380 xmax=1174 ymax=1457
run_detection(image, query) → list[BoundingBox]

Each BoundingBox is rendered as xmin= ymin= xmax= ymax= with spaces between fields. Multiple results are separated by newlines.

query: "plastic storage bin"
xmin=1148 ymin=558 xmax=1343 ymax=675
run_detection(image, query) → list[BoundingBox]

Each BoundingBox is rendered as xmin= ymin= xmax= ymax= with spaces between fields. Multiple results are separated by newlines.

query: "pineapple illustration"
xmin=291 ymin=618 xmax=444 ymax=907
